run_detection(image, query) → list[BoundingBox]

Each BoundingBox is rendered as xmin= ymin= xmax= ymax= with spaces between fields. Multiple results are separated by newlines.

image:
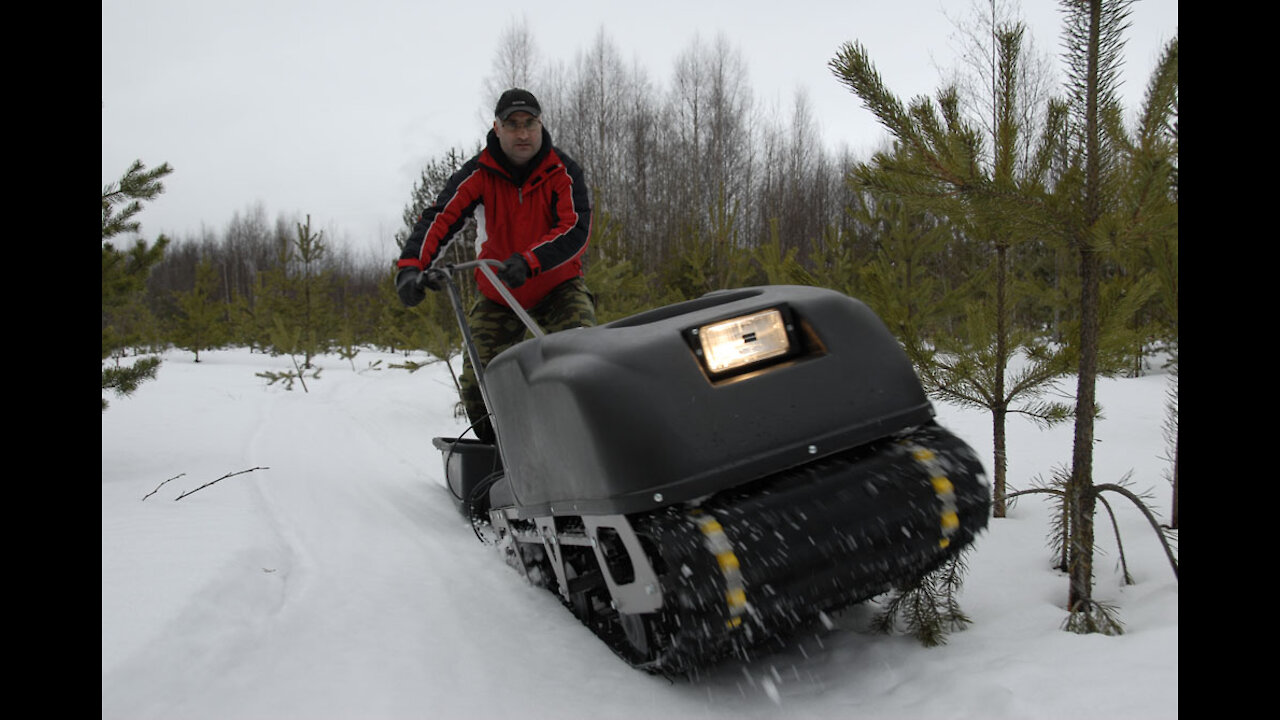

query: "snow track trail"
xmin=103 ymin=349 xmax=1178 ymax=720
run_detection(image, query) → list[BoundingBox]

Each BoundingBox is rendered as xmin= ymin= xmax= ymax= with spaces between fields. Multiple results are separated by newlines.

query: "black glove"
xmin=496 ymin=254 xmax=530 ymax=289
xmin=395 ymin=268 xmax=426 ymax=307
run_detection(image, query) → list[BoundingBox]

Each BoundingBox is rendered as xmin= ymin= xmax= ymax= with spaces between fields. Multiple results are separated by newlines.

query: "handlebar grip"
xmin=419 ymin=267 xmax=449 ymax=290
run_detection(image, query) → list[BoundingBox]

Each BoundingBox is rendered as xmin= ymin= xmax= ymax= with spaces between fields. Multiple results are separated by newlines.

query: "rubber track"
xmin=625 ymin=423 xmax=990 ymax=674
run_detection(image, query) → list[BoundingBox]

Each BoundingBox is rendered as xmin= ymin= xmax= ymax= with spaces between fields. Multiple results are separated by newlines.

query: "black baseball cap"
xmin=495 ymin=88 xmax=542 ymax=120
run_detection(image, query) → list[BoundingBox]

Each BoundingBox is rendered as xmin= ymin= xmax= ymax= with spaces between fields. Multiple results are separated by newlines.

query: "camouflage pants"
xmin=458 ymin=277 xmax=597 ymax=442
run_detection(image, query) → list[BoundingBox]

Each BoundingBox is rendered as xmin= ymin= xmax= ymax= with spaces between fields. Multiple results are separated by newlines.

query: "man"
xmin=395 ymin=88 xmax=595 ymax=444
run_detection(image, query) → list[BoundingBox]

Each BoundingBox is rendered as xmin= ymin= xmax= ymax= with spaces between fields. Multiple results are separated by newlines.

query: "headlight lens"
xmin=696 ymin=308 xmax=792 ymax=375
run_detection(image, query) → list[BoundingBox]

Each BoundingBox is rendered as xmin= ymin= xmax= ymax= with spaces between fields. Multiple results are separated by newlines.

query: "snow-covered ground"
xmin=102 ymin=345 xmax=1177 ymax=719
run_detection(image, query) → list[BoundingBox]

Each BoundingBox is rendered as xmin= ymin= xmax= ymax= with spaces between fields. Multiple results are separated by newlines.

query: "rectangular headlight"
xmin=695 ymin=308 xmax=792 ymax=375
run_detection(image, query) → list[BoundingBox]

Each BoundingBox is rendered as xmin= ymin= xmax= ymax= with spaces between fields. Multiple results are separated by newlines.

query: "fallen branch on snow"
xmin=173 ymin=466 xmax=271 ymax=501
xmin=142 ymin=473 xmax=186 ymax=501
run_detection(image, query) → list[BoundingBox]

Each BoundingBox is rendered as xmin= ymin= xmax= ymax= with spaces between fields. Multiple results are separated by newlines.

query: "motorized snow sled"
xmin=428 ymin=259 xmax=990 ymax=675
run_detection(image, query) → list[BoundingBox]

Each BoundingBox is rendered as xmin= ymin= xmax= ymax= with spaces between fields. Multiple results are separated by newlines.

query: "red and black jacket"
xmin=398 ymin=128 xmax=592 ymax=310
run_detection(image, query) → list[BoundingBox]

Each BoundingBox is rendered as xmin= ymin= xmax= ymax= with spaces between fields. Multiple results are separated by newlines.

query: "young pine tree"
xmin=102 ymin=159 xmax=172 ymax=410
xmin=1053 ymin=0 xmax=1178 ymax=631
xmin=170 ymin=256 xmax=228 ymax=362
xmin=258 ymin=215 xmax=337 ymax=369
xmin=832 ymin=0 xmax=1178 ymax=631
xmin=830 ymin=18 xmax=1075 ymax=524
xmin=583 ymin=209 xmax=667 ymax=322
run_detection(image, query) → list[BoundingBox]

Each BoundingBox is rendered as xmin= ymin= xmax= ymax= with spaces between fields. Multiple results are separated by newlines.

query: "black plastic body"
xmin=432 ymin=437 xmax=502 ymax=513
xmin=480 ymin=285 xmax=934 ymax=517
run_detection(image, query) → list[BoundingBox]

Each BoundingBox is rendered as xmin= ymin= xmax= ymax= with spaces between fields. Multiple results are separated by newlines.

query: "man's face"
xmin=494 ymin=112 xmax=542 ymax=167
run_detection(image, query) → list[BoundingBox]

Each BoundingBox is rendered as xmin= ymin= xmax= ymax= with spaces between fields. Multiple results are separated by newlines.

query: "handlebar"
xmin=424 ymin=259 xmax=545 ymax=339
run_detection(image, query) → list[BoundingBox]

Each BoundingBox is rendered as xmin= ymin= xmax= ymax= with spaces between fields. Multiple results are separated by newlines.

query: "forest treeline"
xmin=103 ymin=28 xmax=1175 ymax=372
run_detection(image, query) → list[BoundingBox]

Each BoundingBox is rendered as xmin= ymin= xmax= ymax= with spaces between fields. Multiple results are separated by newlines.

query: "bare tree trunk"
xmin=1170 ymin=435 xmax=1178 ymax=529
xmin=991 ymin=405 xmax=1008 ymax=517
xmin=1068 ymin=244 xmax=1100 ymax=610
xmin=992 ymin=239 xmax=1009 ymax=518
xmin=1067 ymin=0 xmax=1104 ymax=613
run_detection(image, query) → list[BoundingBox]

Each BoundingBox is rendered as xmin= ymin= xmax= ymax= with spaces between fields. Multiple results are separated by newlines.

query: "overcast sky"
xmin=101 ymin=0 xmax=1178 ymax=259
